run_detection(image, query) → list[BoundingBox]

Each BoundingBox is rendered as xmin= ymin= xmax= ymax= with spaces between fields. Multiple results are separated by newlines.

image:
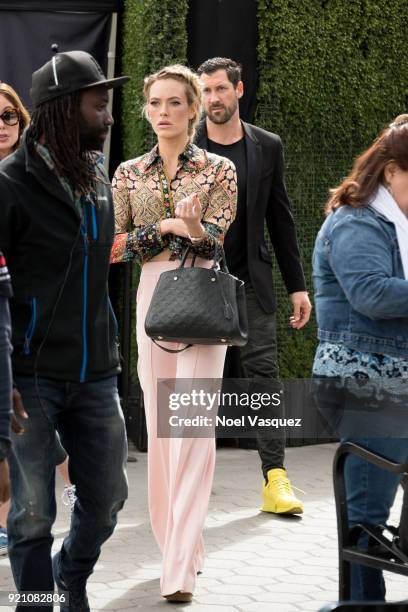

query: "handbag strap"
xmin=151 ymin=338 xmax=192 ymax=353
xmin=179 ymin=242 xmax=229 ymax=273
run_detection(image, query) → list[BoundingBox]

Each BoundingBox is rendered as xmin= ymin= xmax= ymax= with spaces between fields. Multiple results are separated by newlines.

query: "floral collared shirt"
xmin=110 ymin=143 xmax=237 ymax=264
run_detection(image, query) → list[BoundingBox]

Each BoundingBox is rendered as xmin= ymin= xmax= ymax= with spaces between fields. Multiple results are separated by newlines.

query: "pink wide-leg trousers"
xmin=136 ymin=258 xmax=227 ymax=596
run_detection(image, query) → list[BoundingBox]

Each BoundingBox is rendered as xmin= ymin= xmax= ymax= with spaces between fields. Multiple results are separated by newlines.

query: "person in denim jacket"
xmin=312 ymin=114 xmax=408 ymax=602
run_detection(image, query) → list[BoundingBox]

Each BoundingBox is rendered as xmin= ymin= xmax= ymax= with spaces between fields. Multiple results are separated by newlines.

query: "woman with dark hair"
xmin=312 ymin=114 xmax=408 ymax=601
xmin=0 ymin=83 xmax=30 ymax=161
xmin=112 ymin=64 xmax=237 ymax=602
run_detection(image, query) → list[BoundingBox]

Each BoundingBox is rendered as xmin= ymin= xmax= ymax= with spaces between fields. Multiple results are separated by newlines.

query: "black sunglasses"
xmin=0 ymin=108 xmax=19 ymax=126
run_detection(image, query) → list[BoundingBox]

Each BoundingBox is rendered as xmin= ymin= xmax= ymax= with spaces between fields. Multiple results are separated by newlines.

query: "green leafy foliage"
xmin=257 ymin=0 xmax=408 ymax=377
xmin=122 ymin=0 xmax=188 ymax=159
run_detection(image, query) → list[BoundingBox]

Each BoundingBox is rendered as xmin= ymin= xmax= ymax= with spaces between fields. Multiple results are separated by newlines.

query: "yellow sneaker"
xmin=260 ymin=468 xmax=304 ymax=514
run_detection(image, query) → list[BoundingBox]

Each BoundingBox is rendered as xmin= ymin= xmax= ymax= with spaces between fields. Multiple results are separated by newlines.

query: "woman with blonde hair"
xmin=111 ymin=64 xmax=237 ymax=601
xmin=0 ymin=82 xmax=30 ymax=160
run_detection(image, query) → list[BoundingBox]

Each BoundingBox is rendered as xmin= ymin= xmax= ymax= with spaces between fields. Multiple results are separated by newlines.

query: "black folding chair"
xmin=332 ymin=442 xmax=408 ymax=604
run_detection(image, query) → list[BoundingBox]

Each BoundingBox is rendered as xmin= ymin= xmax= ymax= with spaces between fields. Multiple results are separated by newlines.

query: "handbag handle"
xmin=178 ymin=241 xmax=230 ymax=273
xmin=213 ymin=243 xmax=230 ymax=273
xmin=151 ymin=338 xmax=192 ymax=353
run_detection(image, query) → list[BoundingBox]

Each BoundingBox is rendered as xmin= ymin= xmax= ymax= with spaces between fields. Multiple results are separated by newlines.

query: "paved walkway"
xmin=0 ymin=443 xmax=406 ymax=610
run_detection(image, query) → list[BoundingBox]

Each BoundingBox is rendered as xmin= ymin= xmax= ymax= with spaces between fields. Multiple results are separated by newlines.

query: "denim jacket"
xmin=313 ymin=204 xmax=408 ymax=358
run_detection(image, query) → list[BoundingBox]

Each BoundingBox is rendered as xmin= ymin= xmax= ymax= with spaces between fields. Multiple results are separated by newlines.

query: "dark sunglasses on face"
xmin=0 ymin=108 xmax=19 ymax=126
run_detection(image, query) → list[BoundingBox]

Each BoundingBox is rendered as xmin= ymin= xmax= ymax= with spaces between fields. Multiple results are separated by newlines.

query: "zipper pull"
xmin=23 ymin=337 xmax=30 ymax=355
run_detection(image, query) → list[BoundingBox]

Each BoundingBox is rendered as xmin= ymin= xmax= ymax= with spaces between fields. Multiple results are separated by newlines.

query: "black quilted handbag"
xmin=144 ymin=245 xmax=248 ymax=352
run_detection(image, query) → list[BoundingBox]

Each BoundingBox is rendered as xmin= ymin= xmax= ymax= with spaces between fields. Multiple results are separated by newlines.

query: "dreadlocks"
xmin=26 ymin=91 xmax=97 ymax=196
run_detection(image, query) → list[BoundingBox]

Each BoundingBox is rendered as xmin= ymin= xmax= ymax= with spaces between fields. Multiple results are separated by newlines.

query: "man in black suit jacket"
xmin=196 ymin=57 xmax=311 ymax=514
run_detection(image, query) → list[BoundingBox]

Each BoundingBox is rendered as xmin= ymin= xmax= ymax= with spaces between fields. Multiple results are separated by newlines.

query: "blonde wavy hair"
xmin=143 ymin=64 xmax=202 ymax=141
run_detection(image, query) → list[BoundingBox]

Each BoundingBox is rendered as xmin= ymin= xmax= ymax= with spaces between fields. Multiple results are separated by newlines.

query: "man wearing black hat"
xmin=0 ymin=50 xmax=130 ymax=611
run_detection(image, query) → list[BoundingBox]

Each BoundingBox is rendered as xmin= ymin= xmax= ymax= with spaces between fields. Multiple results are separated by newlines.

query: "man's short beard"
xmin=206 ymin=101 xmax=238 ymax=125
xmin=80 ymin=136 xmax=105 ymax=152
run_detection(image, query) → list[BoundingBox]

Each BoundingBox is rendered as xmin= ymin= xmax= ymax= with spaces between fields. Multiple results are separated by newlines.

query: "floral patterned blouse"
xmin=110 ymin=143 xmax=237 ymax=264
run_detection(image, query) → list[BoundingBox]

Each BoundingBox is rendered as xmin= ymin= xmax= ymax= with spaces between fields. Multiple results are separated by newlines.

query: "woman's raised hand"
xmin=174 ymin=193 xmax=202 ymax=222
xmin=160 ymin=193 xmax=205 ymax=240
xmin=175 ymin=193 xmax=205 ymax=239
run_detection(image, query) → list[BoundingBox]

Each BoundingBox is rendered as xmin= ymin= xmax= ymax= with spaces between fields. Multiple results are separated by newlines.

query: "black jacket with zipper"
xmin=0 ymin=134 xmax=120 ymax=382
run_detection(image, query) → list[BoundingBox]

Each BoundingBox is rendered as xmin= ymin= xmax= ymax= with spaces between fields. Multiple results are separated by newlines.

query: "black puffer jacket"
xmin=0 ymin=135 xmax=120 ymax=382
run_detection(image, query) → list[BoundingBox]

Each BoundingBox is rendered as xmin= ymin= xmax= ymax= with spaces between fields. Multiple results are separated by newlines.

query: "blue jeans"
xmin=345 ymin=437 xmax=408 ymax=600
xmin=312 ymin=375 xmax=408 ymax=600
xmin=8 ymin=375 xmax=128 ymax=608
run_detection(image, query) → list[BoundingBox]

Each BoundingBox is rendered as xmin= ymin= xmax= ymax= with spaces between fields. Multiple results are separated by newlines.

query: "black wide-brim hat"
xmin=30 ymin=49 xmax=130 ymax=107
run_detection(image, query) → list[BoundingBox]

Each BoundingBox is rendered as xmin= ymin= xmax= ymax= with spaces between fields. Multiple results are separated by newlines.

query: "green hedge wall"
xmin=257 ymin=0 xmax=408 ymax=377
xmin=120 ymin=1 xmax=408 ymax=380
xmin=122 ymin=0 xmax=188 ymax=159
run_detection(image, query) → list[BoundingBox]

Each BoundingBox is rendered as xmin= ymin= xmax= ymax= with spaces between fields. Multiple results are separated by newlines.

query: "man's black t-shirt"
xmin=207 ymin=137 xmax=249 ymax=282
